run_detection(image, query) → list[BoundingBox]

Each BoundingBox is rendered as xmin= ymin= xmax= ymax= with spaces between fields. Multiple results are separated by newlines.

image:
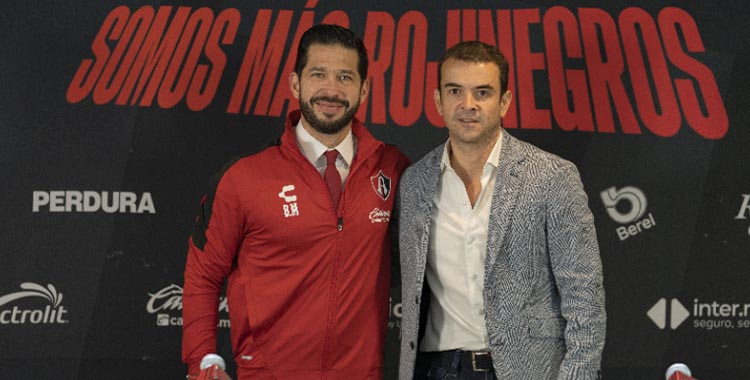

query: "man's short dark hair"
xmin=438 ymin=41 xmax=509 ymax=94
xmin=294 ymin=24 xmax=368 ymax=83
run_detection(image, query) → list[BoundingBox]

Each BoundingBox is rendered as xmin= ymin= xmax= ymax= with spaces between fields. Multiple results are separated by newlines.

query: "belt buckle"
xmin=471 ymin=351 xmax=491 ymax=372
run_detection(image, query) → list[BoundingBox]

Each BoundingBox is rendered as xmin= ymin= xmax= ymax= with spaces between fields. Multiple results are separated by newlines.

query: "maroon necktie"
xmin=324 ymin=150 xmax=342 ymax=209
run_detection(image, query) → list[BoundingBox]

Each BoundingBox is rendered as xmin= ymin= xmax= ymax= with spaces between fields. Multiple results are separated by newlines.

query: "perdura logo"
xmin=648 ymin=298 xmax=750 ymax=330
xmin=600 ymin=186 xmax=656 ymax=241
xmin=146 ymin=284 xmax=229 ymax=328
xmin=32 ymin=191 xmax=156 ymax=214
xmin=0 ymin=283 xmax=69 ymax=325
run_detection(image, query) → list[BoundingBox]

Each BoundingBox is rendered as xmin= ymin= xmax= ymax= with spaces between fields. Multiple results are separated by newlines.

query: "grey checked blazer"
xmin=397 ymin=131 xmax=605 ymax=380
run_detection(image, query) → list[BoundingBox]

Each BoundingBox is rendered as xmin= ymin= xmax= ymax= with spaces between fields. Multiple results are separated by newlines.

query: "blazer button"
xmin=409 ymin=341 xmax=415 ymax=350
xmin=490 ymin=335 xmax=504 ymax=346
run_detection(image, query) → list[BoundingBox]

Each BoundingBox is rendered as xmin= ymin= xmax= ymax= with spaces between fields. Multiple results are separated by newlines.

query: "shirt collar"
xmin=440 ymin=130 xmax=504 ymax=172
xmin=294 ymin=119 xmax=355 ymax=167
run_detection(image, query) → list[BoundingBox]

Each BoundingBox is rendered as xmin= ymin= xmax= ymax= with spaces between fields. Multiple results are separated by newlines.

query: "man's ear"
xmin=433 ymin=88 xmax=443 ymax=117
xmin=499 ymin=90 xmax=512 ymax=117
xmin=359 ymin=78 xmax=370 ymax=104
xmin=289 ymin=72 xmax=300 ymax=100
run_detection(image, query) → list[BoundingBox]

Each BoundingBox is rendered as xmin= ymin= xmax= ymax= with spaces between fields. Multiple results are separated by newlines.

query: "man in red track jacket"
xmin=182 ymin=24 xmax=410 ymax=380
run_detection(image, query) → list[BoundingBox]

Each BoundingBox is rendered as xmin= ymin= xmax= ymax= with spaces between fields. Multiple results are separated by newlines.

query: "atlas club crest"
xmin=370 ymin=170 xmax=392 ymax=201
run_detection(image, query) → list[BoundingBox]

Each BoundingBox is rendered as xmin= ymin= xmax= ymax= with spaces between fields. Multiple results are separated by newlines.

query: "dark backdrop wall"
xmin=2 ymin=0 xmax=749 ymax=379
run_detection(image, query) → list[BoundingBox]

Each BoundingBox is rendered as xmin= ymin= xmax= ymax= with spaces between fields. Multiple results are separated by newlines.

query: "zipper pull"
xmin=337 ymin=217 xmax=344 ymax=231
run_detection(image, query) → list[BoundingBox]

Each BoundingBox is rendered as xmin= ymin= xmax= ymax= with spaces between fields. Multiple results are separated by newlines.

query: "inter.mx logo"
xmin=647 ymin=298 xmax=690 ymax=329
xmin=600 ymin=186 xmax=656 ymax=241
xmin=648 ymin=298 xmax=750 ymax=330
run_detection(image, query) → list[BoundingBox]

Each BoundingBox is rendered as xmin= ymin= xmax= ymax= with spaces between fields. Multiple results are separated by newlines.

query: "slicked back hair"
xmin=437 ymin=41 xmax=509 ymax=94
xmin=294 ymin=24 xmax=368 ymax=84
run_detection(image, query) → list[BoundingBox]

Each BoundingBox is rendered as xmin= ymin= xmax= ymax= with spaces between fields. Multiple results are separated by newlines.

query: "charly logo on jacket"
xmin=278 ymin=185 xmax=299 ymax=218
xmin=370 ymin=170 xmax=392 ymax=201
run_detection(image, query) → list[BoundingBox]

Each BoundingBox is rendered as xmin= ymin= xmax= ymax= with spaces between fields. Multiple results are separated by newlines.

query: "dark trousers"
xmin=416 ymin=350 xmax=498 ymax=380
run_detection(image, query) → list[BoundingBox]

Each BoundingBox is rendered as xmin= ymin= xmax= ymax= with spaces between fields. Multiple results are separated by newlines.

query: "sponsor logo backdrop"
xmin=2 ymin=0 xmax=749 ymax=379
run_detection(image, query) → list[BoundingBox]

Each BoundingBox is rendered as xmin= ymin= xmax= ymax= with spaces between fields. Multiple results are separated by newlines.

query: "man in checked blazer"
xmin=397 ymin=41 xmax=605 ymax=380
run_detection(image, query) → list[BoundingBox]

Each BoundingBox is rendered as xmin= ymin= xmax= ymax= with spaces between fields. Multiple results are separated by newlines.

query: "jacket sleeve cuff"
xmin=558 ymin=365 xmax=602 ymax=380
xmin=187 ymin=360 xmax=202 ymax=377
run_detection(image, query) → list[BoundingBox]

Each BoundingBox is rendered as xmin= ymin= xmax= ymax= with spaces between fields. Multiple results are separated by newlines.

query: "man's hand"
xmin=189 ymin=353 xmax=231 ymax=380
xmin=196 ymin=364 xmax=231 ymax=380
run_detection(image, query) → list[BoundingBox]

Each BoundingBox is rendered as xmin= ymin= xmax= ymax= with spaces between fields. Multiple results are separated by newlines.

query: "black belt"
xmin=424 ymin=349 xmax=494 ymax=372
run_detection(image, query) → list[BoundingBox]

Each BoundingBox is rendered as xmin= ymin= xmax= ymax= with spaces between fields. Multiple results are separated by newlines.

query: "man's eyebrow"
xmin=443 ymin=82 xmax=495 ymax=90
xmin=474 ymin=84 xmax=495 ymax=91
xmin=307 ymin=67 xmax=357 ymax=76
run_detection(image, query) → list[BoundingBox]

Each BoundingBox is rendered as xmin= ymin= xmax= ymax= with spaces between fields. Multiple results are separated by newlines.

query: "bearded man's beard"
xmin=300 ymin=95 xmax=360 ymax=135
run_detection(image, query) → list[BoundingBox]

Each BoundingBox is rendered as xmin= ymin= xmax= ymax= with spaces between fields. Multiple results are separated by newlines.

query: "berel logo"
xmin=0 ymin=282 xmax=69 ymax=325
xmin=388 ymin=296 xmax=402 ymax=330
xmin=278 ymin=185 xmax=299 ymax=218
xmin=600 ymin=186 xmax=656 ymax=241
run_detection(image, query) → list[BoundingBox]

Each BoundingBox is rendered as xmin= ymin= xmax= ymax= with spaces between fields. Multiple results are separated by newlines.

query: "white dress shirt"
xmin=421 ymin=132 xmax=503 ymax=352
xmin=294 ymin=120 xmax=356 ymax=186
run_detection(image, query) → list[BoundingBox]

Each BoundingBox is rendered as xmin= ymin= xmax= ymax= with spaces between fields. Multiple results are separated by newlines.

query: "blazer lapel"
xmin=485 ymin=131 xmax=526 ymax=270
xmin=416 ymin=143 xmax=445 ymax=269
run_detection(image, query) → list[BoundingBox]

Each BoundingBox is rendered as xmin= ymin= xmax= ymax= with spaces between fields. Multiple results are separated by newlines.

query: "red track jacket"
xmin=182 ymin=110 xmax=410 ymax=379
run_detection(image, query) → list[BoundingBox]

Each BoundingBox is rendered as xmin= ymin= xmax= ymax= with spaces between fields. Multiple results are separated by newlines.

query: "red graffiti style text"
xmin=68 ymin=6 xmax=728 ymax=139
